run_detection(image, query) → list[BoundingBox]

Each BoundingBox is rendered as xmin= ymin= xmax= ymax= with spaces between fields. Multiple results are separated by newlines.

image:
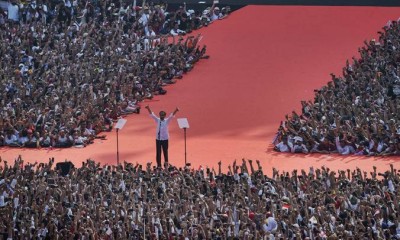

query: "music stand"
xmin=115 ymin=119 xmax=127 ymax=165
xmin=177 ymin=118 xmax=190 ymax=165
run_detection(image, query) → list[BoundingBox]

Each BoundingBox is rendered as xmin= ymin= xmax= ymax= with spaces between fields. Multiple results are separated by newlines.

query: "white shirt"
xmin=275 ymin=141 xmax=290 ymax=152
xmin=263 ymin=217 xmax=278 ymax=232
xmin=8 ymin=3 xmax=19 ymax=21
xmin=291 ymin=142 xmax=309 ymax=153
xmin=139 ymin=13 xmax=149 ymax=26
xmin=145 ymin=27 xmax=156 ymax=38
xmin=18 ymin=136 xmax=29 ymax=144
xmin=170 ymin=28 xmax=186 ymax=36
xmin=73 ymin=136 xmax=86 ymax=144
xmin=150 ymin=112 xmax=174 ymax=140
xmin=5 ymin=135 xmax=18 ymax=144
xmin=211 ymin=13 xmax=222 ymax=21
xmin=58 ymin=135 xmax=72 ymax=143
xmin=335 ymin=137 xmax=355 ymax=155
xmin=376 ymin=141 xmax=385 ymax=153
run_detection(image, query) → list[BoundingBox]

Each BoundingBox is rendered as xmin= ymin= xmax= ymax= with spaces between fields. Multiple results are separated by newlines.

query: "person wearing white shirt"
xmin=39 ymin=3 xmax=48 ymax=24
xmin=145 ymin=105 xmax=179 ymax=168
xmin=4 ymin=131 xmax=18 ymax=146
xmin=139 ymin=7 xmax=150 ymax=26
xmin=290 ymin=140 xmax=309 ymax=153
xmin=170 ymin=22 xmax=186 ymax=36
xmin=210 ymin=7 xmax=222 ymax=21
xmin=144 ymin=25 xmax=157 ymax=51
xmin=335 ymin=137 xmax=355 ymax=155
xmin=8 ymin=1 xmax=20 ymax=22
xmin=376 ymin=139 xmax=387 ymax=153
xmin=274 ymin=138 xmax=290 ymax=152
xmin=263 ymin=212 xmax=278 ymax=233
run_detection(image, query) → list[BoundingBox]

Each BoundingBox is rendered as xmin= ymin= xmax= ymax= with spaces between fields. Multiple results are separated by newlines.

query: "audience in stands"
xmin=0 ymin=0 xmax=230 ymax=149
xmin=0 ymin=157 xmax=399 ymax=239
xmin=274 ymin=19 xmax=400 ymax=156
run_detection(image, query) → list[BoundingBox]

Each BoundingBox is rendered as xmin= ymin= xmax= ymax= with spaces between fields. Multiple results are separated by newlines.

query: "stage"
xmin=1 ymin=6 xmax=400 ymax=175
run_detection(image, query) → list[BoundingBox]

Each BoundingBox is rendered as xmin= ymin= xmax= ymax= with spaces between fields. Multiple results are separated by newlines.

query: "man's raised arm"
xmin=145 ymin=105 xmax=152 ymax=114
xmin=172 ymin=107 xmax=179 ymax=116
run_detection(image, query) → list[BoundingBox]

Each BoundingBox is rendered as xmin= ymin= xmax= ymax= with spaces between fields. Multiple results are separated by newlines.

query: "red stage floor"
xmin=2 ymin=6 xmax=400 ymax=175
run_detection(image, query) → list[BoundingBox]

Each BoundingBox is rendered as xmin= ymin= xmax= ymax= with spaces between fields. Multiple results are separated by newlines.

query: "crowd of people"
xmin=0 ymin=157 xmax=399 ymax=239
xmin=274 ymin=19 xmax=400 ymax=156
xmin=0 ymin=0 xmax=230 ymax=148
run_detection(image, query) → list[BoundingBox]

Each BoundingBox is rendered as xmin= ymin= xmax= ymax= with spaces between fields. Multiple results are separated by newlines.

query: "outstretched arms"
xmin=145 ymin=105 xmax=179 ymax=116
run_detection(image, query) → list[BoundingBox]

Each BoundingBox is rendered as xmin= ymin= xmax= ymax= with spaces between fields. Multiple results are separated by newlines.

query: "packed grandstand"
xmin=0 ymin=157 xmax=399 ymax=239
xmin=0 ymin=0 xmax=227 ymax=148
xmin=273 ymin=20 xmax=400 ymax=156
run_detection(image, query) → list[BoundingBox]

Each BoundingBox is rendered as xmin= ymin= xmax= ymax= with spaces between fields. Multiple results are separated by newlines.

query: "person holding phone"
xmin=145 ymin=105 xmax=179 ymax=168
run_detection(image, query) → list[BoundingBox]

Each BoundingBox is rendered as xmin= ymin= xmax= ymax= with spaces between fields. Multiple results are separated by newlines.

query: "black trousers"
xmin=156 ymin=139 xmax=168 ymax=167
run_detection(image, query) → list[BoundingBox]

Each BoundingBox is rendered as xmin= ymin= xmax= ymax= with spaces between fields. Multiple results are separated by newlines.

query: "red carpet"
xmin=2 ymin=6 xmax=400 ymax=174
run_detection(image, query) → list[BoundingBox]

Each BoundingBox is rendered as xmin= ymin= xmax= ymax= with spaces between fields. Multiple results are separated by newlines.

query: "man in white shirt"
xmin=139 ymin=7 xmax=150 ymax=26
xmin=144 ymin=25 xmax=157 ymax=51
xmin=335 ymin=136 xmax=355 ymax=155
xmin=274 ymin=138 xmax=290 ymax=152
xmin=4 ymin=130 xmax=19 ymax=147
xmin=170 ymin=22 xmax=186 ymax=36
xmin=7 ymin=1 xmax=20 ymax=22
xmin=210 ymin=7 xmax=222 ymax=21
xmin=263 ymin=212 xmax=278 ymax=233
xmin=145 ymin=105 xmax=179 ymax=168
